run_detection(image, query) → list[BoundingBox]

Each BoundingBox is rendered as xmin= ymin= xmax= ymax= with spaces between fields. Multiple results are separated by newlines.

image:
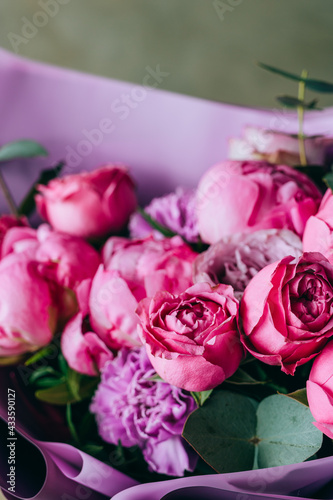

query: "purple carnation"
xmin=129 ymin=187 xmax=199 ymax=243
xmin=90 ymin=348 xmax=197 ymax=476
xmin=193 ymin=229 xmax=302 ymax=297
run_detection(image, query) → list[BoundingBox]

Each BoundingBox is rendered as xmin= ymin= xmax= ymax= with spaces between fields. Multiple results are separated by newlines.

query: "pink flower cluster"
xmin=3 ymin=141 xmax=333 ymax=472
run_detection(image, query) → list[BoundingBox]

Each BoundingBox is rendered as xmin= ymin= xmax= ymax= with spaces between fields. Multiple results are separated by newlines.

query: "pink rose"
xmin=137 ymin=282 xmax=243 ymax=391
xmin=228 ymin=126 xmax=332 ymax=166
xmin=303 ymin=189 xmax=333 ymax=264
xmin=0 ymin=258 xmax=57 ymax=359
xmin=61 ymin=312 xmax=113 ymax=376
xmin=0 ymin=215 xmax=28 ymax=255
xmin=89 ymin=266 xmax=142 ymax=350
xmin=196 ymin=161 xmax=321 ymax=244
xmin=240 ymin=252 xmax=333 ymax=375
xmin=307 ymin=340 xmax=333 ymax=439
xmin=35 ymin=165 xmax=137 ymax=239
xmin=103 ymin=235 xmax=197 ymax=298
xmin=2 ymin=224 xmax=101 ymax=290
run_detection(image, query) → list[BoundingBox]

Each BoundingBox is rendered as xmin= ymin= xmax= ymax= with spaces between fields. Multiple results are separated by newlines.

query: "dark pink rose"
xmin=103 ymin=235 xmax=197 ymax=298
xmin=137 ymin=282 xmax=243 ymax=391
xmin=307 ymin=340 xmax=333 ymax=439
xmin=196 ymin=161 xmax=321 ymax=244
xmin=193 ymin=229 xmax=302 ymax=297
xmin=228 ymin=126 xmax=333 ymax=166
xmin=35 ymin=165 xmax=137 ymax=239
xmin=303 ymin=189 xmax=333 ymax=264
xmin=241 ymin=252 xmax=333 ymax=375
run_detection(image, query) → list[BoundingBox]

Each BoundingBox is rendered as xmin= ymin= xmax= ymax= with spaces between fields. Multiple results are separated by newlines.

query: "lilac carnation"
xmin=193 ymin=229 xmax=302 ymax=296
xmin=90 ymin=348 xmax=197 ymax=476
xmin=129 ymin=187 xmax=199 ymax=243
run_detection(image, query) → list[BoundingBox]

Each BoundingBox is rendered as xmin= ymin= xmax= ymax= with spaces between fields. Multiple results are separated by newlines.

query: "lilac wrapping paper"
xmin=0 ymin=50 xmax=333 ymax=499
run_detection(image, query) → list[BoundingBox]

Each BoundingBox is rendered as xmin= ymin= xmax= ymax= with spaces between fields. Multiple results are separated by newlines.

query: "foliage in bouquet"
xmin=2 ymin=63 xmax=333 ymax=482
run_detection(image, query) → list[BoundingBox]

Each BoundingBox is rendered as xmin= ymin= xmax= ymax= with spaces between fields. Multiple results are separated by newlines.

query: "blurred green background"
xmin=1 ymin=0 xmax=333 ymax=108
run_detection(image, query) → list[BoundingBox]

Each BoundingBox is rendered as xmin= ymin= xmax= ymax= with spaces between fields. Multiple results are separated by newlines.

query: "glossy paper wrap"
xmin=0 ymin=50 xmax=333 ymax=499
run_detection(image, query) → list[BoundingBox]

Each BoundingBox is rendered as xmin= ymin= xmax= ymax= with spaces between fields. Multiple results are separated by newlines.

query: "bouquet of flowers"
xmin=2 ymin=54 xmax=333 ymax=500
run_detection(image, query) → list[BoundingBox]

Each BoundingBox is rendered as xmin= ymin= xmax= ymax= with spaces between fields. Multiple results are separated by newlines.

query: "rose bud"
xmin=240 ymin=252 xmax=333 ymax=375
xmin=137 ymin=282 xmax=243 ymax=392
xmin=61 ymin=312 xmax=113 ymax=376
xmin=0 ymin=258 xmax=57 ymax=360
xmin=303 ymin=188 xmax=333 ymax=265
xmin=35 ymin=165 xmax=137 ymax=239
xmin=196 ymin=161 xmax=321 ymax=244
xmin=307 ymin=340 xmax=333 ymax=439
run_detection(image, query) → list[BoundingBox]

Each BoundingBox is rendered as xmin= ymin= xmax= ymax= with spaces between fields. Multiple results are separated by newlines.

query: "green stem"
xmin=0 ymin=170 xmax=18 ymax=216
xmin=66 ymin=403 xmax=80 ymax=446
xmin=297 ymin=69 xmax=308 ymax=166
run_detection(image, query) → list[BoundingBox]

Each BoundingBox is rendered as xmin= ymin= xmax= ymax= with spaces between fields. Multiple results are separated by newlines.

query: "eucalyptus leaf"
xmin=183 ymin=391 xmax=322 ymax=473
xmin=256 ymin=395 xmax=322 ymax=468
xmin=18 ymin=162 xmax=64 ymax=216
xmin=258 ymin=62 xmax=333 ymax=93
xmin=0 ymin=140 xmax=48 ymax=162
xmin=183 ymin=391 xmax=257 ymax=473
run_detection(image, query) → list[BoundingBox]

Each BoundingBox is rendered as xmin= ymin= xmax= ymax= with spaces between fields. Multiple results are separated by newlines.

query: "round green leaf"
xmin=182 ymin=391 xmax=257 ymax=473
xmin=0 ymin=140 xmax=48 ymax=162
xmin=256 ymin=395 xmax=322 ymax=468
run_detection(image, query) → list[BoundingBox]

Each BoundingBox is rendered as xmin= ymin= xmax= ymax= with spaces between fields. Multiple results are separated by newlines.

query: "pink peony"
xmin=137 ymin=282 xmax=243 ymax=392
xmin=2 ymin=224 xmax=101 ymax=290
xmin=241 ymin=252 xmax=333 ymax=375
xmin=228 ymin=126 xmax=332 ymax=166
xmin=303 ymin=189 xmax=333 ymax=265
xmin=103 ymin=235 xmax=197 ymax=298
xmin=307 ymin=340 xmax=333 ymax=439
xmin=0 ymin=258 xmax=57 ymax=359
xmin=196 ymin=160 xmax=321 ymax=244
xmin=89 ymin=266 xmax=142 ymax=351
xmin=35 ymin=165 xmax=137 ymax=239
xmin=193 ymin=229 xmax=302 ymax=296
